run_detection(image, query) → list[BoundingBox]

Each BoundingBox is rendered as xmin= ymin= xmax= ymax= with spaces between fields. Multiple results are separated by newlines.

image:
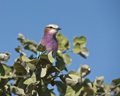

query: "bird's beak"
xmin=57 ymin=27 xmax=61 ymax=30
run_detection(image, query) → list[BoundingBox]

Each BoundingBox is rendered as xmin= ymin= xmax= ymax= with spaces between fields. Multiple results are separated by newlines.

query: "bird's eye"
xmin=49 ymin=26 xmax=53 ymax=28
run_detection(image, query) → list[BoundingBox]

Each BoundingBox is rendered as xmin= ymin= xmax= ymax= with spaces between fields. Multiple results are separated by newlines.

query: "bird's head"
xmin=44 ymin=24 xmax=61 ymax=35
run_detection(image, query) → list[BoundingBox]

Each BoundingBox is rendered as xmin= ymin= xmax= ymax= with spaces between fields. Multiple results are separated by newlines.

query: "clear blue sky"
xmin=0 ymin=0 xmax=120 ymax=95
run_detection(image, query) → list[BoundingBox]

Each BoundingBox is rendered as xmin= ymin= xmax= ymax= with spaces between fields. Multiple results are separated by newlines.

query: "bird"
xmin=37 ymin=24 xmax=61 ymax=59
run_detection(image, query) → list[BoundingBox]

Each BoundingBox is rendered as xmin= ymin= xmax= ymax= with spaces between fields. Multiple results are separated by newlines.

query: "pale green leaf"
xmin=56 ymin=33 xmax=70 ymax=51
xmin=72 ymin=43 xmax=81 ymax=53
xmin=63 ymin=54 xmax=72 ymax=66
xmin=78 ymin=65 xmax=91 ymax=77
xmin=21 ymin=55 xmax=31 ymax=62
xmin=10 ymin=86 xmax=25 ymax=95
xmin=48 ymin=51 xmax=55 ymax=63
xmin=24 ymin=72 xmax=36 ymax=85
xmin=94 ymin=76 xmax=104 ymax=87
xmin=73 ymin=36 xmax=86 ymax=47
xmin=24 ymin=40 xmax=37 ymax=47
xmin=81 ymin=47 xmax=89 ymax=56
xmin=17 ymin=33 xmax=24 ymax=41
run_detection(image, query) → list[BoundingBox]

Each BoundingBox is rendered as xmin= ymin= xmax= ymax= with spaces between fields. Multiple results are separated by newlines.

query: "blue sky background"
xmin=0 ymin=0 xmax=120 ymax=95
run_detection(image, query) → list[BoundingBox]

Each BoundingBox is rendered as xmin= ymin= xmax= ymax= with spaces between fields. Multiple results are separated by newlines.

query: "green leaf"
xmin=48 ymin=51 xmax=55 ymax=63
xmin=29 ymin=58 xmax=39 ymax=64
xmin=27 ymin=63 xmax=35 ymax=72
xmin=78 ymin=52 xmax=87 ymax=59
xmin=32 ymin=90 xmax=39 ymax=96
xmin=0 ymin=53 xmax=10 ymax=62
xmin=24 ymin=72 xmax=36 ymax=85
xmin=56 ymin=81 xmax=67 ymax=96
xmin=15 ymin=47 xmax=26 ymax=56
xmin=21 ymin=55 xmax=31 ymax=62
xmin=64 ymin=84 xmax=84 ymax=96
xmin=68 ymin=71 xmax=80 ymax=77
xmin=24 ymin=40 xmax=37 ymax=47
xmin=104 ymin=82 xmax=110 ymax=92
xmin=0 ymin=63 xmax=12 ymax=78
xmin=39 ymin=54 xmax=48 ymax=59
xmin=24 ymin=44 xmax=37 ymax=54
xmin=51 ymin=92 xmax=56 ymax=96
xmin=83 ymin=78 xmax=94 ymax=95
xmin=0 ymin=63 xmax=5 ymax=76
xmin=0 ymin=79 xmax=8 ymax=88
xmin=60 ymin=71 xmax=80 ymax=86
xmin=94 ymin=76 xmax=104 ymax=87
xmin=63 ymin=54 xmax=72 ymax=66
xmin=26 ymin=85 xmax=37 ymax=94
xmin=13 ymin=58 xmax=29 ymax=74
xmin=56 ymin=33 xmax=70 ymax=51
xmin=72 ymin=43 xmax=81 ymax=53
xmin=17 ymin=79 xmax=26 ymax=89
xmin=73 ymin=36 xmax=86 ymax=47
xmin=81 ymin=47 xmax=89 ymax=56
xmin=15 ymin=46 xmax=22 ymax=53
xmin=40 ymin=87 xmax=51 ymax=96
xmin=37 ymin=44 xmax=46 ymax=52
xmin=56 ymin=51 xmax=66 ymax=71
xmin=110 ymin=78 xmax=120 ymax=90
xmin=78 ymin=65 xmax=91 ymax=77
xmin=41 ymin=67 xmax=47 ymax=78
xmin=47 ymin=66 xmax=61 ymax=75
xmin=10 ymin=85 xmax=25 ymax=95
xmin=17 ymin=33 xmax=24 ymax=41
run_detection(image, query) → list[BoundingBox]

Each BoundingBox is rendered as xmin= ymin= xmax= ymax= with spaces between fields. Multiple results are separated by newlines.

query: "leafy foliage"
xmin=0 ymin=33 xmax=119 ymax=96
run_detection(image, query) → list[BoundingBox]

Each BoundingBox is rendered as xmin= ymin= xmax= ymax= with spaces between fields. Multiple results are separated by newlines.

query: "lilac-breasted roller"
xmin=37 ymin=24 xmax=61 ymax=59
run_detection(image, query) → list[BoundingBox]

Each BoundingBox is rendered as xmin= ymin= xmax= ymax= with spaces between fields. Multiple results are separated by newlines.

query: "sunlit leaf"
xmin=24 ymin=72 xmax=36 ymax=85
xmin=81 ymin=47 xmax=89 ymax=56
xmin=60 ymin=71 xmax=80 ymax=86
xmin=63 ymin=54 xmax=72 ymax=66
xmin=56 ymin=33 xmax=70 ymax=51
xmin=21 ymin=55 xmax=31 ymax=62
xmin=41 ymin=67 xmax=47 ymax=78
xmin=29 ymin=58 xmax=39 ymax=64
xmin=78 ymin=65 xmax=91 ymax=77
xmin=32 ymin=90 xmax=39 ymax=96
xmin=65 ymin=84 xmax=84 ymax=96
xmin=17 ymin=33 xmax=24 ymax=41
xmin=104 ymin=82 xmax=110 ymax=92
xmin=73 ymin=36 xmax=86 ymax=47
xmin=48 ymin=51 xmax=55 ymax=63
xmin=27 ymin=63 xmax=35 ymax=72
xmin=94 ymin=76 xmax=104 ymax=87
xmin=72 ymin=43 xmax=81 ymax=53
xmin=68 ymin=71 xmax=80 ymax=77
xmin=0 ymin=53 xmax=11 ymax=63
xmin=10 ymin=85 xmax=25 ymax=95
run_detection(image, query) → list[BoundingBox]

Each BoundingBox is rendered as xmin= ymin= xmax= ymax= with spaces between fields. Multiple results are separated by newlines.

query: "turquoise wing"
xmin=52 ymin=51 xmax=56 ymax=58
xmin=37 ymin=51 xmax=42 ymax=59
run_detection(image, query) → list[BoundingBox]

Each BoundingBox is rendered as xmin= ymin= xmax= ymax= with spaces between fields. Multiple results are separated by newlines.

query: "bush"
xmin=0 ymin=33 xmax=120 ymax=96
